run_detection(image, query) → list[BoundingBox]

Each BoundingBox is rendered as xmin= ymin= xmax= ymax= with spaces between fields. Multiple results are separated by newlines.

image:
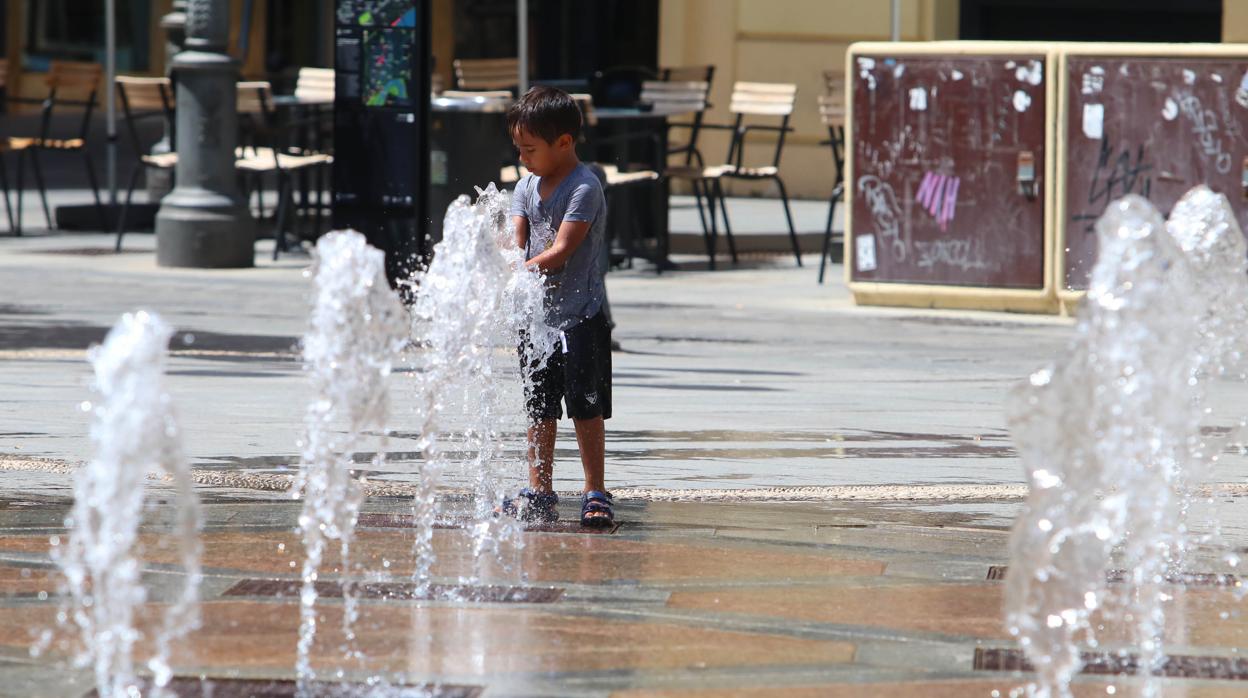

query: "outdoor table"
xmin=592 ymin=106 xmax=691 ymax=269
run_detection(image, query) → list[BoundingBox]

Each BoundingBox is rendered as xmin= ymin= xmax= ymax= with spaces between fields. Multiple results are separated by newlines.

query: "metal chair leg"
xmin=14 ymin=150 xmax=25 ymax=236
xmin=314 ymin=165 xmax=325 ymax=238
xmin=715 ymin=179 xmax=738 ymax=265
xmin=0 ymin=155 xmax=14 ymax=235
xmin=701 ymin=179 xmax=718 ymax=271
xmin=818 ymin=190 xmax=837 ymax=284
xmin=272 ymin=176 xmax=290 ymax=261
xmin=255 ymin=173 xmax=266 ymax=218
xmin=775 ymin=176 xmax=802 ymax=267
xmin=690 ymin=178 xmax=711 ymax=238
xmin=115 ymin=165 xmax=144 ymax=252
xmin=29 ymin=150 xmax=53 ymax=230
xmin=82 ymin=149 xmax=107 ymax=229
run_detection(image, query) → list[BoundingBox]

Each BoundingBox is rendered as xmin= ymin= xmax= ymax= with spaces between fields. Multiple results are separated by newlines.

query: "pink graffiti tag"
xmin=915 ymin=171 xmax=960 ymax=232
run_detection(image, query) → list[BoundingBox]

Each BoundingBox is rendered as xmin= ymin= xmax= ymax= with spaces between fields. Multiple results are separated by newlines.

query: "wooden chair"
xmin=113 ymin=76 xmax=176 ymax=251
xmin=668 ymin=81 xmax=800 ymax=269
xmin=293 ymin=67 xmax=334 ymax=103
xmin=234 ymin=81 xmax=333 ymax=260
xmin=8 ymin=61 xmax=105 ymax=234
xmin=817 ymin=72 xmax=847 ymax=283
xmin=293 ymin=67 xmax=334 ymax=232
xmin=639 ymin=79 xmax=714 ymax=243
xmin=659 ymin=65 xmax=715 ymax=167
xmin=453 ymin=58 xmax=519 ymax=92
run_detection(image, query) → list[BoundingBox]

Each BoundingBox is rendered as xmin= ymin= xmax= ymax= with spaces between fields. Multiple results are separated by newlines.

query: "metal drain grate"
xmin=357 ymin=512 xmax=620 ymax=534
xmin=86 ymin=677 xmax=483 ymax=697
xmin=986 ymin=566 xmax=1240 ymax=587
xmin=974 ymin=647 xmax=1248 ymax=680
xmin=223 ymin=578 xmax=564 ymax=603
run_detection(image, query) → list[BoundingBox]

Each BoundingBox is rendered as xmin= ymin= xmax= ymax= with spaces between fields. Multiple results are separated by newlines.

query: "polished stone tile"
xmin=667 ymin=583 xmax=1248 ymax=647
xmin=666 ymin=583 xmax=1010 ymax=639
xmin=0 ymin=602 xmax=855 ymax=676
xmin=0 ymin=564 xmax=56 ymax=597
xmin=612 ymin=680 xmax=1248 ymax=698
xmin=0 ymin=530 xmax=886 ymax=585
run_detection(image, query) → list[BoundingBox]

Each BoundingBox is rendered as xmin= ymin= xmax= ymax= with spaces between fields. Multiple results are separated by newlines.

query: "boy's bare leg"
xmin=572 ymin=416 xmax=605 ymax=493
xmin=528 ymin=419 xmax=557 ymax=493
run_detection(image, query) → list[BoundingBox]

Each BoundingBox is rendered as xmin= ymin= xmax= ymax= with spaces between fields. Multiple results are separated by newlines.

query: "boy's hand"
xmin=526 ymin=220 xmax=590 ymax=273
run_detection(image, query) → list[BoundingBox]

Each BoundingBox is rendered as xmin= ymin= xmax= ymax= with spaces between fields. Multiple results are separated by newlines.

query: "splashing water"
xmin=404 ymin=183 xmax=556 ymax=591
xmin=1004 ymin=188 xmax=1248 ymax=698
xmin=53 ymin=310 xmax=202 ymax=698
xmin=295 ymin=231 xmax=409 ymax=692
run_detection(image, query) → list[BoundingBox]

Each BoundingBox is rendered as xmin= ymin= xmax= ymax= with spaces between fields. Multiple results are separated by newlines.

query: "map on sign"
xmin=337 ymin=0 xmax=416 ymax=27
xmin=363 ymin=28 xmax=414 ymax=107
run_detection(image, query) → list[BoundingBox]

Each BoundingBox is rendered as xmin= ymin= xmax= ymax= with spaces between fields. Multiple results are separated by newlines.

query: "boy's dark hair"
xmin=506 ymin=86 xmax=582 ymax=144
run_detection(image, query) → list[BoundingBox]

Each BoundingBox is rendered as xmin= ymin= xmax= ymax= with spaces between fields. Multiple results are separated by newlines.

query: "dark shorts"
xmin=521 ymin=310 xmax=612 ymax=422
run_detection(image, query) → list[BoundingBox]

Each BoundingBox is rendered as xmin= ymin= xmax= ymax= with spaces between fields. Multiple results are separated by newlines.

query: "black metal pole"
xmin=154 ymin=0 xmax=254 ymax=268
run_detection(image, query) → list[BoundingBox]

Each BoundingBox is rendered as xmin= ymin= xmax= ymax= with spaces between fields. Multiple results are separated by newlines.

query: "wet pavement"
xmin=5 ymin=231 xmax=1248 ymax=695
xmin=0 ymin=229 xmax=1082 ymax=496
xmin=2 ymin=495 xmax=1248 ymax=697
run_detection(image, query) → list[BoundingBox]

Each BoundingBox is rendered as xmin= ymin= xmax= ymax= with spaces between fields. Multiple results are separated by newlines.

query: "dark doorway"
xmin=265 ymin=0 xmax=332 ymax=74
xmin=452 ymin=0 xmax=659 ymax=83
xmin=960 ymin=0 xmax=1223 ymax=43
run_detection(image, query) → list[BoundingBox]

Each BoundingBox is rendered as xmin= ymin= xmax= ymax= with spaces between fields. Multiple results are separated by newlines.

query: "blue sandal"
xmin=500 ymin=488 xmax=559 ymax=523
xmin=580 ymin=490 xmax=614 ymax=528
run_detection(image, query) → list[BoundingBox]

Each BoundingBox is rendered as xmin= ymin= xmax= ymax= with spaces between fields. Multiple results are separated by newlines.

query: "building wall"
xmin=1224 ymin=0 xmax=1248 ymax=41
xmin=659 ymin=0 xmax=959 ymax=200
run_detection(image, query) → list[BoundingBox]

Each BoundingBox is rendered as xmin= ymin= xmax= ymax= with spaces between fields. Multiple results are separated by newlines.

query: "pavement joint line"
xmin=467 ymin=664 xmax=972 ymax=695
xmin=546 ymin=603 xmax=999 ymax=648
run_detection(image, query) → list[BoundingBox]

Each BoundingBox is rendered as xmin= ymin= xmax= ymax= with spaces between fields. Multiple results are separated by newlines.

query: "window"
xmin=24 ymin=0 xmax=150 ymax=72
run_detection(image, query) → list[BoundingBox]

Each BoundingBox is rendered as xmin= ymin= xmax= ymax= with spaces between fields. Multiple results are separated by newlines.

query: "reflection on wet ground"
xmin=2 ymin=496 xmax=1246 ymax=696
xmin=615 ymin=382 xmax=783 ymax=392
xmin=0 ymin=304 xmax=50 ymax=316
xmin=0 ymin=321 xmax=298 ymax=355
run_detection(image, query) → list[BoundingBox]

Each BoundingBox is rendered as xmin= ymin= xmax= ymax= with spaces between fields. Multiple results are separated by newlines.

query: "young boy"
xmin=505 ymin=86 xmax=613 ymax=528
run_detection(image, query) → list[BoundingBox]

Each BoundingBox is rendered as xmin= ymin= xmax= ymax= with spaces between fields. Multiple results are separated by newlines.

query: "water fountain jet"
xmin=1005 ymin=187 xmax=1248 ymax=697
xmin=295 ymin=231 xmax=409 ymax=692
xmin=53 ymin=310 xmax=202 ymax=698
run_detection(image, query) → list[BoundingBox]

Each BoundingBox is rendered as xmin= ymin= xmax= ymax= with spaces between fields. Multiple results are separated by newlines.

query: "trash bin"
xmin=429 ymin=92 xmax=514 ymax=243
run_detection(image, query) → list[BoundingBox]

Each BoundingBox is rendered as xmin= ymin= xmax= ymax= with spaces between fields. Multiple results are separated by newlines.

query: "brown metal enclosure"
xmin=849 ymin=52 xmax=1049 ymax=289
xmin=1060 ymin=54 xmax=1248 ymax=291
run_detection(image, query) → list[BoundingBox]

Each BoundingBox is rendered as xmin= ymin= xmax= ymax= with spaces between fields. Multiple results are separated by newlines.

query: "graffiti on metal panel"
xmin=1179 ymin=95 xmax=1234 ymax=175
xmin=1072 ymin=138 xmax=1152 ymax=232
xmin=916 ymin=171 xmax=960 ymax=232
xmin=914 ymin=238 xmax=990 ymax=271
xmin=857 ymin=175 xmax=906 ymax=262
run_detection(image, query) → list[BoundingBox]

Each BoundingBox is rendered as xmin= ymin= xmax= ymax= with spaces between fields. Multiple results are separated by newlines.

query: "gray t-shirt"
xmin=508 ymin=163 xmax=607 ymax=330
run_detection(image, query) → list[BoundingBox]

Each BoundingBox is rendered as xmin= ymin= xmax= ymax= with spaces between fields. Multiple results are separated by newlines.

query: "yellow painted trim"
xmin=1052 ymin=41 xmax=1248 ymax=305
xmin=842 ymin=41 xmax=1060 ymax=314
xmin=737 ymin=31 xmax=923 ymax=45
xmin=850 ymin=282 xmax=1060 ymax=313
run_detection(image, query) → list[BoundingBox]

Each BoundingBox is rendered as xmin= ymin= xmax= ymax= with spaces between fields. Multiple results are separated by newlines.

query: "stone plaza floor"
xmin=2 ymin=225 xmax=1248 ymax=696
xmin=3 ymin=494 xmax=1248 ymax=697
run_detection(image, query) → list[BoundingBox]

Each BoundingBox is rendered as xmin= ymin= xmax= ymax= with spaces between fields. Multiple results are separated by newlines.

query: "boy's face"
xmin=512 ymin=128 xmax=574 ymax=177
